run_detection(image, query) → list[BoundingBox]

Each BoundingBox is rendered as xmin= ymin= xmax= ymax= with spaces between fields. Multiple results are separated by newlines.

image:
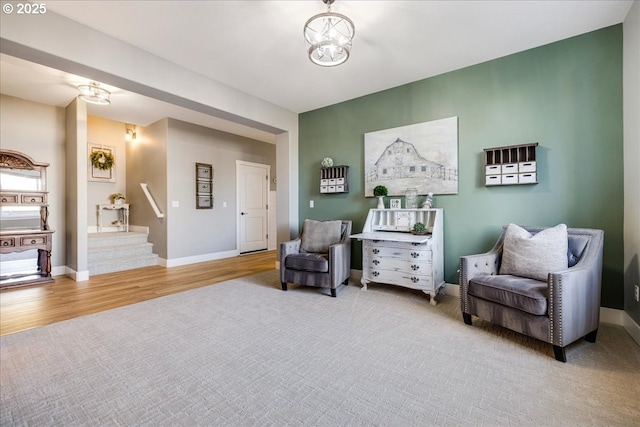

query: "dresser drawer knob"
xmin=411 ymin=252 xmax=420 ymax=258
xmin=2 ymin=241 xmax=9 ymax=246
xmin=411 ymin=265 xmax=419 ymax=271
xmin=372 ymin=248 xmax=380 ymax=254
xmin=411 ymin=276 xmax=420 ymax=283
xmin=1 ymin=198 xmax=7 ymax=202
xmin=30 ymin=198 xmax=37 ymax=202
xmin=372 ymin=259 xmax=380 ymax=265
xmin=31 ymin=239 xmax=37 ymax=244
xmin=372 ymin=271 xmax=379 ymax=277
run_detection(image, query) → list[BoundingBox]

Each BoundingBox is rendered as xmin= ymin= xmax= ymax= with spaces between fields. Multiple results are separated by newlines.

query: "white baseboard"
xmin=88 ymin=225 xmax=149 ymax=234
xmin=161 ymin=250 xmax=239 ymax=268
xmin=65 ymin=267 xmax=89 ymax=282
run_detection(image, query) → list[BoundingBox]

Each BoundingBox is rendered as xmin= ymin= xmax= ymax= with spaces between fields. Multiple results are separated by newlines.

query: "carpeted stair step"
xmin=88 ymin=232 xmax=150 ymax=248
xmin=89 ymin=253 xmax=159 ymax=276
xmin=88 ymin=232 xmax=159 ymax=275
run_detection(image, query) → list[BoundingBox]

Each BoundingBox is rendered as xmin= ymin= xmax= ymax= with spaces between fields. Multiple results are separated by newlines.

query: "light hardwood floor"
xmin=0 ymin=250 xmax=277 ymax=336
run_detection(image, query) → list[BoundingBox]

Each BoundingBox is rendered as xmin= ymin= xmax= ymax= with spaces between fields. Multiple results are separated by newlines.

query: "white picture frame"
xmin=389 ymin=198 xmax=402 ymax=209
xmin=88 ymin=143 xmax=116 ymax=182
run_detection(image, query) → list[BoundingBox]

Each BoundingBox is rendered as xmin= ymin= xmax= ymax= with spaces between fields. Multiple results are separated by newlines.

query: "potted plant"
xmin=110 ymin=193 xmax=126 ymax=204
xmin=373 ymin=185 xmax=388 ymax=209
xmin=411 ymin=222 xmax=429 ymax=235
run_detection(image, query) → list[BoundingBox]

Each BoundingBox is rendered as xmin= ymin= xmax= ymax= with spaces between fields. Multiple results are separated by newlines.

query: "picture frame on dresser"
xmin=389 ymin=198 xmax=401 ymax=209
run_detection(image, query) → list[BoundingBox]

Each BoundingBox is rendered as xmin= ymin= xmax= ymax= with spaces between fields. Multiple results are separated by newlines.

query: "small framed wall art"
xmin=196 ymin=162 xmax=213 ymax=209
xmin=389 ymin=198 xmax=402 ymax=209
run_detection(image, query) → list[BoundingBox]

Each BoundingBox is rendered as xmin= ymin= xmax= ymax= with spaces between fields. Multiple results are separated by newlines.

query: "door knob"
xmin=241 ymin=212 xmax=248 ymax=215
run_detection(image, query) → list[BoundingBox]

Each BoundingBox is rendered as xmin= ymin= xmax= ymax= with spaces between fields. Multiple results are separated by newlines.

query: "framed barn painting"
xmin=364 ymin=117 xmax=458 ymax=196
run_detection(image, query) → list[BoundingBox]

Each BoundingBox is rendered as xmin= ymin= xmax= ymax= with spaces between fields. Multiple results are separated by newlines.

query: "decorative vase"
xmin=405 ymin=187 xmax=418 ymax=209
xmin=115 ymin=199 xmax=123 ymax=205
xmin=377 ymin=196 xmax=385 ymax=209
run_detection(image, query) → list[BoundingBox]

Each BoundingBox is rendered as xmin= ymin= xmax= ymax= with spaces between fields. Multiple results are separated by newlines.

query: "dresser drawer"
xmin=21 ymin=194 xmax=46 ymax=204
xmin=363 ymin=268 xmax=434 ymax=291
xmin=0 ymin=237 xmax=16 ymax=248
xmin=364 ymin=245 xmax=432 ymax=261
xmin=21 ymin=236 xmax=47 ymax=246
xmin=364 ymin=255 xmax=432 ymax=274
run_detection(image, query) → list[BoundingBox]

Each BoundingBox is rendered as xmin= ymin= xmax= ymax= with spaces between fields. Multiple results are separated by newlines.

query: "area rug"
xmin=2 ymin=270 xmax=639 ymax=426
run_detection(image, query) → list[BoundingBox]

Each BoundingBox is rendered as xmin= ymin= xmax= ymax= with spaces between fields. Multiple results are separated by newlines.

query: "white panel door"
xmin=237 ymin=161 xmax=269 ymax=254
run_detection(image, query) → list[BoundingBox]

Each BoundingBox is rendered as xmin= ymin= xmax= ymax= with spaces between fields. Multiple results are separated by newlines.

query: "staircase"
xmin=88 ymin=232 xmax=159 ymax=275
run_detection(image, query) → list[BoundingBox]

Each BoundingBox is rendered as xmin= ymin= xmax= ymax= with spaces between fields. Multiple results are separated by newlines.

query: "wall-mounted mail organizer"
xmin=320 ymin=165 xmax=349 ymax=193
xmin=484 ymin=142 xmax=538 ymax=186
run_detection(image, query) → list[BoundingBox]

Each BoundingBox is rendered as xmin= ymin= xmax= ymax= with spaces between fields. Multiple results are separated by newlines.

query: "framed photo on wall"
xmin=88 ymin=143 xmax=116 ymax=182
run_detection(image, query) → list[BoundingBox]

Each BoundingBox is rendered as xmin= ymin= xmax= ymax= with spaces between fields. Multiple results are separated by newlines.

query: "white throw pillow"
xmin=499 ymin=223 xmax=568 ymax=281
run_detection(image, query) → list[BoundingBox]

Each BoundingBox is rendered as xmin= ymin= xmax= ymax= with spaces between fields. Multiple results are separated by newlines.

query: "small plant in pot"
xmin=411 ymin=222 xmax=429 ymax=235
xmin=110 ymin=193 xmax=126 ymax=204
xmin=373 ymin=185 xmax=388 ymax=209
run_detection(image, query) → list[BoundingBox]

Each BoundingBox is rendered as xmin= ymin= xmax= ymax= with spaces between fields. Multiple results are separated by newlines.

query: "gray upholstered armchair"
xmin=460 ymin=224 xmax=604 ymax=362
xmin=280 ymin=219 xmax=352 ymax=297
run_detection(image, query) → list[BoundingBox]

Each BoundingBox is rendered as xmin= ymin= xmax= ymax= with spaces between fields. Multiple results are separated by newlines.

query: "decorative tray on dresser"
xmin=350 ymin=208 xmax=444 ymax=305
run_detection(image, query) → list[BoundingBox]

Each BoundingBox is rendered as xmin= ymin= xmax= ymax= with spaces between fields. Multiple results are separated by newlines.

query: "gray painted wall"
xmin=166 ymin=119 xmax=276 ymax=260
xmin=0 ymin=95 xmax=66 ymax=269
xmin=127 ymin=118 xmax=169 ymax=259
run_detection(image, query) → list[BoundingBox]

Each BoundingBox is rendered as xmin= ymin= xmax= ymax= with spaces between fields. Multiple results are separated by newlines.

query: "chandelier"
xmin=77 ymin=82 xmax=111 ymax=105
xmin=303 ymin=0 xmax=355 ymax=67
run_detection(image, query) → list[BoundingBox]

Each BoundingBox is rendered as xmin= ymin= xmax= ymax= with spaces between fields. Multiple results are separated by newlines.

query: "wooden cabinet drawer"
xmin=364 ymin=243 xmax=431 ymax=261
xmin=363 ymin=267 xmax=434 ymax=291
xmin=0 ymin=193 xmax=19 ymax=204
xmin=21 ymin=194 xmax=46 ymax=204
xmin=364 ymin=256 xmax=432 ymax=275
xmin=21 ymin=236 xmax=47 ymax=246
xmin=0 ymin=237 xmax=16 ymax=248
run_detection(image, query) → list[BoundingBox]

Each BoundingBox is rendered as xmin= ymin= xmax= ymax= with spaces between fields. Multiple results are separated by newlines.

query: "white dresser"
xmin=351 ymin=208 xmax=444 ymax=305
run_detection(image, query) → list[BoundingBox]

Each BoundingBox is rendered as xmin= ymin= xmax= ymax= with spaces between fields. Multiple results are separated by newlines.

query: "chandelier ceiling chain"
xmin=303 ymin=0 xmax=355 ymax=67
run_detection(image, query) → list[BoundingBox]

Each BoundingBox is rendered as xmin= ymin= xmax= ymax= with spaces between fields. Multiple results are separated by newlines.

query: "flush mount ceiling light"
xmin=304 ymin=0 xmax=355 ymax=67
xmin=77 ymin=82 xmax=111 ymax=105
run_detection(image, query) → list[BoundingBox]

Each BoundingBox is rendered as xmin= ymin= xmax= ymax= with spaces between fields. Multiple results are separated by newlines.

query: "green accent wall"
xmin=299 ymin=25 xmax=624 ymax=309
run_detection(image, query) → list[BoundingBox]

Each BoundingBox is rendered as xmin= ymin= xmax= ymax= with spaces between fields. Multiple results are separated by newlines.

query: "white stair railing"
xmin=140 ymin=183 xmax=164 ymax=219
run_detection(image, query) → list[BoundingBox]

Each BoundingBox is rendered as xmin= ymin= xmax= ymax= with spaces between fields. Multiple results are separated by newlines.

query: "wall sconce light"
xmin=125 ymin=125 xmax=137 ymax=142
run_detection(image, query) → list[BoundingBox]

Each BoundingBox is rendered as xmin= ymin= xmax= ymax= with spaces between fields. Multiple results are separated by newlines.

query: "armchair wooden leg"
xmin=585 ymin=328 xmax=598 ymax=343
xmin=281 ymin=282 xmax=287 ymax=291
xmin=553 ymin=345 xmax=567 ymax=362
xmin=462 ymin=313 xmax=472 ymax=325
xmin=330 ymin=288 xmax=337 ymax=298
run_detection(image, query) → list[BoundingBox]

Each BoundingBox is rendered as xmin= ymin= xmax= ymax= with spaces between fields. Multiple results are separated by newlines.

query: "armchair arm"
xmin=329 ymin=239 xmax=351 ymax=288
xmin=280 ymin=238 xmax=301 ymax=282
xmin=459 ymin=251 xmax=500 ymax=313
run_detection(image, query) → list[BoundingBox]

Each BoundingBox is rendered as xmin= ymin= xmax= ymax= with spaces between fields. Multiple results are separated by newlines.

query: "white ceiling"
xmin=0 ymin=1 xmax=633 ymax=139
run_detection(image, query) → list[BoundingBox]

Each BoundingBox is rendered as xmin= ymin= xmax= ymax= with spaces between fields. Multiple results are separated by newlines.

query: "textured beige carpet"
xmin=1 ymin=270 xmax=639 ymax=426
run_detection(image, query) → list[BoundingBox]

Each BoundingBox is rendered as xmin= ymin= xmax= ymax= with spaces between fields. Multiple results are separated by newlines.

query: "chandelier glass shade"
xmin=304 ymin=0 xmax=355 ymax=67
xmin=77 ymin=82 xmax=111 ymax=105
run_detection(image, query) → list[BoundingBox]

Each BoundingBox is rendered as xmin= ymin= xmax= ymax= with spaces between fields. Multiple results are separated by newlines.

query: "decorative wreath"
xmin=90 ymin=150 xmax=115 ymax=171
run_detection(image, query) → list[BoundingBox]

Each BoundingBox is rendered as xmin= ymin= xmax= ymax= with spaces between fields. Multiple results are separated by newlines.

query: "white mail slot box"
xmin=320 ymin=179 xmax=329 ymax=186
xmin=328 ymin=186 xmax=336 ymax=192
xmin=486 ymin=175 xmax=501 ymax=186
xmin=336 ymin=185 xmax=345 ymax=192
xmin=518 ymin=162 xmax=536 ymax=173
xmin=336 ymin=177 xmax=345 ymax=185
xmin=328 ymin=179 xmax=337 ymax=185
xmin=501 ymin=163 xmax=518 ymax=174
xmin=486 ymin=165 xmax=501 ymax=175
xmin=519 ymin=173 xmax=537 ymax=184
xmin=320 ymin=186 xmax=329 ymax=193
xmin=502 ymin=174 xmax=518 ymax=185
